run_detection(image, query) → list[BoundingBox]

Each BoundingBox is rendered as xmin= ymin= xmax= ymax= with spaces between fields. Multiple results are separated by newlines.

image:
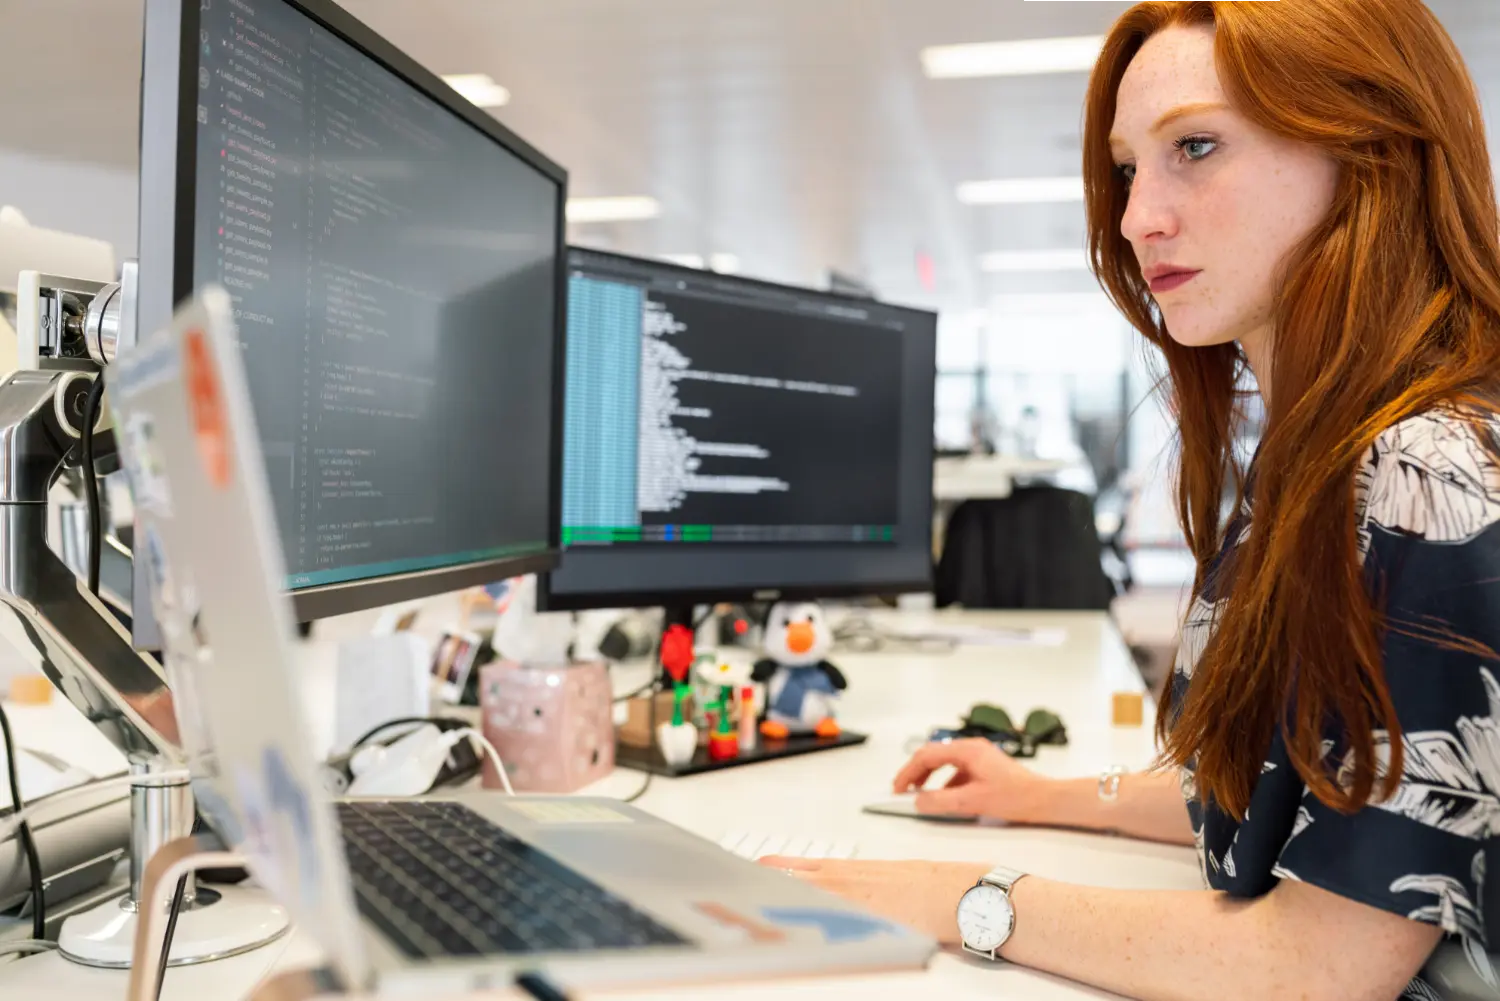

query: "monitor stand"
xmin=620 ymin=602 xmax=869 ymax=776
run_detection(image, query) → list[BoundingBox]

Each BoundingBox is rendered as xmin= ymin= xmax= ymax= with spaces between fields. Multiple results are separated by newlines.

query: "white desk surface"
xmin=0 ymin=608 xmax=1201 ymax=1001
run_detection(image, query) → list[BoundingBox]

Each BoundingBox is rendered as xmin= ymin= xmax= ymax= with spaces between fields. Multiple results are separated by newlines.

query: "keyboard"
xmin=337 ymin=800 xmax=689 ymax=959
xmin=718 ymin=831 xmax=859 ymax=861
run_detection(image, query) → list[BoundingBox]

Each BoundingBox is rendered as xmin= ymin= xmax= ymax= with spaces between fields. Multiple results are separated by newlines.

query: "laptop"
xmin=109 ymin=286 xmax=937 ymax=995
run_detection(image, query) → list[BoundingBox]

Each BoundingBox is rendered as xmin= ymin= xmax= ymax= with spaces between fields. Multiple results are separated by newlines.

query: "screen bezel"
xmin=136 ymin=0 xmax=567 ymax=644
xmin=536 ymin=247 xmax=937 ymax=613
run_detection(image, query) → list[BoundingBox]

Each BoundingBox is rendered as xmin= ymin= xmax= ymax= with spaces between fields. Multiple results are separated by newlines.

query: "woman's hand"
xmin=757 ymin=857 xmax=989 ymax=944
xmin=893 ymin=737 xmax=1054 ymax=823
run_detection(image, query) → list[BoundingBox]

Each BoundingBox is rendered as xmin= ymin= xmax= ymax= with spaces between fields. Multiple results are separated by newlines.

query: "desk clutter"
xmin=613 ymin=601 xmax=869 ymax=777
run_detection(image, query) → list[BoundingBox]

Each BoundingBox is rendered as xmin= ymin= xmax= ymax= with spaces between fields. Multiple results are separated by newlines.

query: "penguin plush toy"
xmin=752 ymin=601 xmax=847 ymax=739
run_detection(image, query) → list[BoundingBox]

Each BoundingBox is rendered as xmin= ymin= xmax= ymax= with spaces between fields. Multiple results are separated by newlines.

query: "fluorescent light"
xmin=441 ymin=73 xmax=511 ymax=108
xmin=958 ymin=176 xmax=1084 ymax=205
xmin=980 ymin=249 xmax=1090 ymax=273
xmin=566 ymin=197 xmax=661 ymax=224
xmin=661 ymin=253 xmax=705 ymax=269
xmin=921 ymin=36 xmax=1104 ymax=79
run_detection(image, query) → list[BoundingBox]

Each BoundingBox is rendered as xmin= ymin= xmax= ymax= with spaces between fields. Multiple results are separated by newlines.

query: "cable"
xmin=611 ymin=677 xmax=658 ymax=704
xmin=0 ymin=770 xmax=190 ymax=854
xmin=153 ymin=874 xmax=188 ymax=1001
xmin=0 ymin=939 xmax=57 ymax=960
xmin=0 ymin=701 xmax=45 ymax=940
xmin=80 ymin=372 xmax=106 ymax=597
xmin=349 ymin=716 xmax=452 ymax=751
xmin=451 ymin=729 xmax=513 ymax=796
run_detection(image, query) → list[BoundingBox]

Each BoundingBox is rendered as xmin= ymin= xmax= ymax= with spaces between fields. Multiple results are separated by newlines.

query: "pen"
xmin=515 ymin=972 xmax=573 ymax=1000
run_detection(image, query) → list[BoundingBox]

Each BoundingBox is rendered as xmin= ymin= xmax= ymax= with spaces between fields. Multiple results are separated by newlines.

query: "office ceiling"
xmin=2 ymin=0 xmax=1498 ymax=314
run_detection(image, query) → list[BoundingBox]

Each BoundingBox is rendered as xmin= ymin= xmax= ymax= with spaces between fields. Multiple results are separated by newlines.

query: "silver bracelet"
xmin=1097 ymin=765 xmax=1127 ymax=802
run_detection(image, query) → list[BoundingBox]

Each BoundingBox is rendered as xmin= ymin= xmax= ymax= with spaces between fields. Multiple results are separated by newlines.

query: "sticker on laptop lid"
xmin=692 ymin=902 xmax=787 ymax=943
xmin=757 ymin=907 xmax=905 ymax=944
xmin=183 ymin=327 xmax=232 ymax=490
xmin=229 ymin=746 xmax=326 ymax=916
xmin=118 ymin=413 xmax=172 ymax=516
xmin=507 ymin=801 xmax=634 ymax=825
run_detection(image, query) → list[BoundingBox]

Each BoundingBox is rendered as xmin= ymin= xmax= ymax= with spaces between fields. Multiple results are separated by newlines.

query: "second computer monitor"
xmin=539 ymin=248 xmax=936 ymax=611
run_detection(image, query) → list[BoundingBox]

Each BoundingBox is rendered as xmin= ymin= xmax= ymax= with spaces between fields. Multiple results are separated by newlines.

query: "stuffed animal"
xmin=752 ymin=602 xmax=847 ymax=739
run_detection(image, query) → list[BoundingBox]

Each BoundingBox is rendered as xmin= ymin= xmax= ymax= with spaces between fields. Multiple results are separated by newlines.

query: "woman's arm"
xmin=765 ymin=858 xmax=1442 ymax=1001
xmin=1027 ymin=771 xmax=1195 ymax=845
xmin=1003 ymin=875 xmax=1441 ymax=1001
xmin=893 ymin=739 xmax=1195 ymax=846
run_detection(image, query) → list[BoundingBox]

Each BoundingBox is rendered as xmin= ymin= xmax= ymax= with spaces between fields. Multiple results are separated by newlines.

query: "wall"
xmin=0 ymin=148 xmax=138 ymax=260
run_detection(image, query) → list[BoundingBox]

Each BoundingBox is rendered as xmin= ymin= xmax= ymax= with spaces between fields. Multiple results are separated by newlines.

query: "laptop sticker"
xmin=507 ymin=801 xmax=634 ymax=825
xmin=231 ymin=761 xmax=285 ymax=903
xmin=230 ymin=746 xmax=324 ymax=916
xmin=262 ymin=745 xmax=324 ymax=916
xmin=692 ymin=902 xmax=787 ymax=944
xmin=118 ymin=413 xmax=173 ymax=516
xmin=183 ymin=326 xmax=233 ymax=489
xmin=758 ymin=907 xmax=904 ymax=944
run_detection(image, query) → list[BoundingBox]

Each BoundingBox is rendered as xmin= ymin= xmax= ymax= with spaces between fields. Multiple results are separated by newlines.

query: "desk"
xmin=0 ymin=609 xmax=1201 ymax=1001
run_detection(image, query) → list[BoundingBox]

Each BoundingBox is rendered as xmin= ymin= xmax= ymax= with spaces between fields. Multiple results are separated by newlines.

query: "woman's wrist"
xmin=1017 ymin=775 xmax=1115 ymax=831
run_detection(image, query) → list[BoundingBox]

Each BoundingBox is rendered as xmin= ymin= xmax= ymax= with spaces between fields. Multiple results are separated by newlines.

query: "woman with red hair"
xmin=763 ymin=2 xmax=1500 ymax=997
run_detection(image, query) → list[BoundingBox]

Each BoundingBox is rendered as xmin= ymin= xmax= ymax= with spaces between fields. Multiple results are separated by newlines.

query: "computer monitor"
xmin=134 ymin=0 xmax=566 ymax=648
xmin=538 ymin=248 xmax=937 ymax=618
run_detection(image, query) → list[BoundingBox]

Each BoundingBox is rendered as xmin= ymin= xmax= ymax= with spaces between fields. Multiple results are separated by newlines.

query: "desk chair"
xmin=935 ymin=486 xmax=1115 ymax=611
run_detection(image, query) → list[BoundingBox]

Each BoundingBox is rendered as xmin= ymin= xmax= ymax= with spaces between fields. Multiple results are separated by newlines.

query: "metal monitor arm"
xmin=0 ymin=365 xmax=179 ymax=765
xmin=0 ymin=271 xmax=286 ymax=966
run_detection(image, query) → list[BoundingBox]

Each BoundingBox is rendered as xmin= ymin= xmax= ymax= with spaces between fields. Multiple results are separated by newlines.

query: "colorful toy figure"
xmin=752 ymin=602 xmax=847 ymax=740
xmin=695 ymin=658 xmax=754 ymax=760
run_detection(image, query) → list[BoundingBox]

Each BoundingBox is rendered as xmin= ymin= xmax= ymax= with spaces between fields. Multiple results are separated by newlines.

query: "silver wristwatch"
xmin=956 ymin=865 xmax=1027 ymax=960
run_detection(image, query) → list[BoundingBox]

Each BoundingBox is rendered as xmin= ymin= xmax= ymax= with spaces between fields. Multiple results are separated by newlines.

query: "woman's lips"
xmin=1149 ymin=270 xmax=1201 ymax=294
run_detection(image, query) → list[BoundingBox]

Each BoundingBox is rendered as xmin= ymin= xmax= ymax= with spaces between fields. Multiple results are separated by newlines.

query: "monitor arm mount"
xmin=1 ymin=270 xmax=288 ymax=966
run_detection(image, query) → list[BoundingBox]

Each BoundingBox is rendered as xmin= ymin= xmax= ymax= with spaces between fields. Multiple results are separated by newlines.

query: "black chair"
xmin=935 ymin=485 xmax=1115 ymax=611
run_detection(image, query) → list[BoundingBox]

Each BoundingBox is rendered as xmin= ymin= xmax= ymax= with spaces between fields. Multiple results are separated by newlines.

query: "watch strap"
xmin=979 ymin=865 xmax=1027 ymax=894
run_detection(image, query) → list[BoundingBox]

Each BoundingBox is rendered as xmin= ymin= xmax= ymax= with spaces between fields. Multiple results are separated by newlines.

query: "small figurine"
xmin=737 ymin=685 xmax=758 ymax=753
xmin=753 ymin=602 xmax=846 ymax=740
xmin=695 ymin=658 xmax=754 ymax=760
xmin=655 ymin=684 xmax=697 ymax=767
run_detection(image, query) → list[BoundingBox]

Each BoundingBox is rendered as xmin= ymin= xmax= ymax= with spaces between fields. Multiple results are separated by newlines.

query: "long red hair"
xmin=1084 ymin=0 xmax=1500 ymax=818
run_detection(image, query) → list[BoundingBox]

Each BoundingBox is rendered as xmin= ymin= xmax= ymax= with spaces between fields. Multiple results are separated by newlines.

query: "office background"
xmin=2 ymin=0 xmax=1496 ymax=578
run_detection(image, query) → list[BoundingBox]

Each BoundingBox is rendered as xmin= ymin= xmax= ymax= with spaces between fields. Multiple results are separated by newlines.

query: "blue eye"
xmin=1174 ymin=136 xmax=1217 ymax=161
xmin=1118 ymin=163 xmax=1137 ymax=187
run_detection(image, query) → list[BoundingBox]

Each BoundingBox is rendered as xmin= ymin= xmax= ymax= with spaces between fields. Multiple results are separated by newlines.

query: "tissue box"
xmin=479 ymin=660 xmax=615 ymax=793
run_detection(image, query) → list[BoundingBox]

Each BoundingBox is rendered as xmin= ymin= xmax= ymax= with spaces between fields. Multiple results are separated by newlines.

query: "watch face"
xmin=957 ymin=883 xmax=1014 ymax=953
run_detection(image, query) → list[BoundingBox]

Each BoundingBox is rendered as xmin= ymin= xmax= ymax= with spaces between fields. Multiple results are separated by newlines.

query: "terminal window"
xmin=563 ymin=255 xmax=905 ymax=547
xmin=192 ymin=0 xmax=558 ymax=588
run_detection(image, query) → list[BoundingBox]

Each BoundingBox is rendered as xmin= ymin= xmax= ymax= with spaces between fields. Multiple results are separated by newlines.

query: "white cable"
xmin=0 ymin=769 xmax=193 ymax=845
xmin=0 ymin=939 xmax=58 ymax=959
xmin=449 ymin=728 xmax=513 ymax=796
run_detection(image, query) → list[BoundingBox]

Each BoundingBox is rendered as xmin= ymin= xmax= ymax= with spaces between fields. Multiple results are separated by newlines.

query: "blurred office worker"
xmin=765 ymin=2 xmax=1500 ymax=998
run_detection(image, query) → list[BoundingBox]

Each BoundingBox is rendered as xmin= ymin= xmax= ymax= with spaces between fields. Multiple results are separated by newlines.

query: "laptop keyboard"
xmin=337 ymin=800 xmax=689 ymax=959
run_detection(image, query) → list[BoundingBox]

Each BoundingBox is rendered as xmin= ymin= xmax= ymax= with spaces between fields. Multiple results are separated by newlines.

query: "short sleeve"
xmin=1274 ymin=414 xmax=1500 ymax=980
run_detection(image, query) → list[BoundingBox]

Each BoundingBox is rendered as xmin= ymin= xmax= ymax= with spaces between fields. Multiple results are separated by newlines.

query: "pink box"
xmin=478 ymin=660 xmax=615 ymax=793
